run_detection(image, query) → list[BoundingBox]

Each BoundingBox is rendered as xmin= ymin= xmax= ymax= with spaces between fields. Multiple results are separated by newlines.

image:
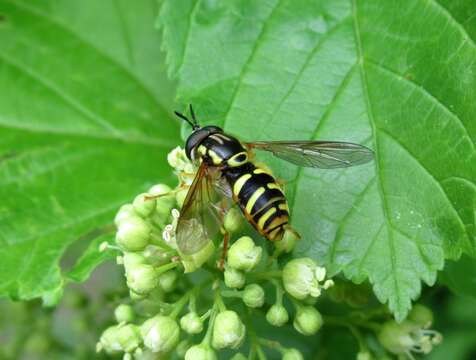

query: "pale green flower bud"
xmin=140 ymin=315 xmax=180 ymax=354
xmin=266 ymin=304 xmax=289 ymax=327
xmin=243 ymin=284 xmax=265 ymax=308
xmin=116 ymin=217 xmax=150 ymax=251
xmin=224 ymin=267 xmax=246 ymax=289
xmin=132 ymin=193 xmax=156 ymax=218
xmin=378 ymin=320 xmax=417 ymax=355
xmin=227 ymin=236 xmax=262 ymax=272
xmin=122 ymin=252 xmax=146 ymax=275
xmin=408 ymin=304 xmax=433 ymax=328
xmin=181 ymin=241 xmax=215 ymax=273
xmin=97 ymin=324 xmax=141 ymax=354
xmin=180 ymin=312 xmax=203 ymax=334
xmin=114 ymin=204 xmax=137 ymax=226
xmin=149 ymin=184 xmax=172 ymax=197
xmin=131 ymin=348 xmax=158 ymax=360
xmin=224 ymin=208 xmax=243 ymax=233
xmin=168 ymin=146 xmax=191 ymax=171
xmin=282 ymin=348 xmax=304 ymax=360
xmin=143 ymin=245 xmax=170 ymax=266
xmin=149 ymin=184 xmax=175 ymax=220
xmin=185 ymin=344 xmax=217 ymax=360
xmin=378 ymin=319 xmax=442 ymax=356
xmin=212 ymin=310 xmax=246 ymax=349
xmin=293 ymin=306 xmax=323 ymax=335
xmin=283 ymin=258 xmax=331 ymax=300
xmin=126 ymin=263 xmax=158 ymax=294
xmin=114 ymin=304 xmax=135 ymax=323
xmin=356 ymin=351 xmax=373 ymax=360
xmin=129 ymin=290 xmax=147 ymax=301
xmin=275 ymin=228 xmax=299 ymax=253
xmin=176 ymin=188 xmax=189 ymax=209
xmin=158 ymin=270 xmax=178 ymax=293
xmin=230 ymin=354 xmax=248 ymax=360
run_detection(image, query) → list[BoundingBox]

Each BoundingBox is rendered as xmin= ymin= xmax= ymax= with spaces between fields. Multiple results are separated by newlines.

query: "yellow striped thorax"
xmin=190 ymin=129 xmax=249 ymax=168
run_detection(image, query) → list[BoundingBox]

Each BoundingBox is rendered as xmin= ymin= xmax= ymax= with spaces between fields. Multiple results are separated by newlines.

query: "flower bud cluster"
xmin=97 ymin=147 xmax=353 ymax=359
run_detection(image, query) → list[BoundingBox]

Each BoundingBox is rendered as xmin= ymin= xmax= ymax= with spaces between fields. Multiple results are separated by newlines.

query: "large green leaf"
xmin=158 ymin=0 xmax=476 ymax=320
xmin=0 ymin=0 xmax=179 ymax=301
xmin=439 ymin=255 xmax=476 ymax=300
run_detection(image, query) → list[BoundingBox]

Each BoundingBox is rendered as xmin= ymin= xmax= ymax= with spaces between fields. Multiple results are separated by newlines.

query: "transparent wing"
xmin=176 ymin=163 xmax=229 ymax=255
xmin=246 ymin=141 xmax=374 ymax=169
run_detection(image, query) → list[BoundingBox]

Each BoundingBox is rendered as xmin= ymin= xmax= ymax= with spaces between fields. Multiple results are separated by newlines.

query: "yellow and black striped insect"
xmin=174 ymin=105 xmax=373 ymax=257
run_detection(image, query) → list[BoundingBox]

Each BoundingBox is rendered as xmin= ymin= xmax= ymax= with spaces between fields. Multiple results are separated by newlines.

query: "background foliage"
xmin=0 ymin=0 xmax=475 ymax=358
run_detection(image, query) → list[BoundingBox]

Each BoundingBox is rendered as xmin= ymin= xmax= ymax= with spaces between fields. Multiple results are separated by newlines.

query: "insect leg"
xmin=219 ymin=227 xmax=229 ymax=271
xmin=243 ymin=144 xmax=256 ymax=160
xmin=144 ymin=183 xmax=189 ymax=201
xmin=275 ymin=178 xmax=287 ymax=193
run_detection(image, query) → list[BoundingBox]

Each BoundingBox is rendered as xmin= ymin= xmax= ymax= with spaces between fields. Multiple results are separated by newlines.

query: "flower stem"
xmin=323 ymin=315 xmax=381 ymax=333
xmin=220 ymin=289 xmax=243 ymax=298
xmin=258 ymin=338 xmax=285 ymax=353
xmin=169 ymin=292 xmax=192 ymax=319
xmin=201 ymin=306 xmax=217 ymax=346
xmin=271 ymin=279 xmax=284 ymax=306
xmin=246 ymin=310 xmax=267 ymax=360
xmin=156 ymin=261 xmax=179 ymax=276
xmin=214 ymin=287 xmax=227 ymax=312
xmin=169 ymin=280 xmax=210 ymax=318
xmin=249 ymin=270 xmax=282 ymax=281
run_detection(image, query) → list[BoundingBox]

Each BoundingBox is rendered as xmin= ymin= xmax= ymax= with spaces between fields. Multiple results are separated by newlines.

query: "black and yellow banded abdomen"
xmin=224 ymin=162 xmax=289 ymax=241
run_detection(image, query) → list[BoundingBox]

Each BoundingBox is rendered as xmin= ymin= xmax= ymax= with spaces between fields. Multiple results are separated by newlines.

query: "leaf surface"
xmin=440 ymin=256 xmax=476 ymax=300
xmin=159 ymin=0 xmax=476 ymax=320
xmin=66 ymin=233 xmax=117 ymax=284
xmin=0 ymin=0 xmax=178 ymax=301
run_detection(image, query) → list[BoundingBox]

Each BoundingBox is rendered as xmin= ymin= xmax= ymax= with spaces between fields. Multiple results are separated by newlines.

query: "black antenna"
xmin=174 ymin=110 xmax=199 ymax=130
xmin=189 ymin=104 xmax=197 ymax=125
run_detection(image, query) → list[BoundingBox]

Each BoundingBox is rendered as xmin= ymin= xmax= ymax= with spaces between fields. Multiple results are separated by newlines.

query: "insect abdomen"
xmin=225 ymin=163 xmax=289 ymax=241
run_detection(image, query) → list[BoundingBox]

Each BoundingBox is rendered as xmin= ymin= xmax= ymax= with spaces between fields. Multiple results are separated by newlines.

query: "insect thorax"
xmin=196 ymin=132 xmax=249 ymax=168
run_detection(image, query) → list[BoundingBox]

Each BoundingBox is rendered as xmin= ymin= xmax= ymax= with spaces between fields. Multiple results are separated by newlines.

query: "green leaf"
xmin=440 ymin=255 xmax=476 ymax=300
xmin=159 ymin=0 xmax=476 ymax=320
xmin=0 ymin=0 xmax=179 ymax=301
xmin=65 ymin=232 xmax=117 ymax=284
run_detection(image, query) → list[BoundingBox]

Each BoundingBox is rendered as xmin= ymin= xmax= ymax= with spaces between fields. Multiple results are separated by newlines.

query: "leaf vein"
xmin=264 ymin=16 xmax=352 ymax=128
xmin=4 ymin=0 xmax=169 ymax=122
xmin=356 ymin=223 xmax=384 ymax=273
xmin=289 ymin=63 xmax=357 ymax=216
xmin=352 ymin=0 xmax=402 ymax=314
xmin=177 ymin=0 xmax=201 ymax=76
xmin=379 ymin=129 xmax=471 ymax=243
xmin=429 ymin=0 xmax=476 ymax=49
xmin=366 ymin=59 xmax=476 ymax=147
xmin=329 ymin=176 xmax=376 ymax=264
xmin=222 ymin=0 xmax=283 ymax=130
xmin=113 ymin=0 xmax=135 ymax=67
xmin=0 ymin=52 xmax=120 ymax=135
xmin=14 ymin=201 xmax=123 ymax=293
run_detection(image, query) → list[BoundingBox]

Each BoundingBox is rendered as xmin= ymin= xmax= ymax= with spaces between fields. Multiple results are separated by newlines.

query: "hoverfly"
xmin=174 ymin=105 xmax=373 ymax=259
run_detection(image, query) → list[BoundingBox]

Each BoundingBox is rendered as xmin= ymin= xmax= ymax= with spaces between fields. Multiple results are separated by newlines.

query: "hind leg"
xmin=269 ymin=225 xmax=300 ymax=261
xmin=218 ymin=228 xmax=230 ymax=271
